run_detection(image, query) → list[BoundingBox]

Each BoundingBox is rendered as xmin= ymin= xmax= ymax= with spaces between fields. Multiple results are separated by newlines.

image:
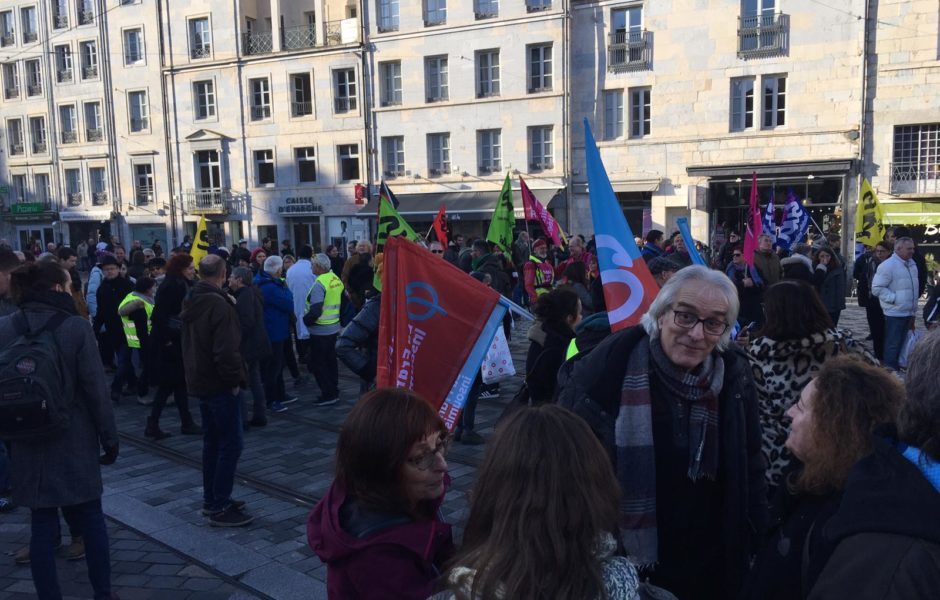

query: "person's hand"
xmin=99 ymin=443 xmax=119 ymax=465
xmin=735 ymin=332 xmax=750 ymax=348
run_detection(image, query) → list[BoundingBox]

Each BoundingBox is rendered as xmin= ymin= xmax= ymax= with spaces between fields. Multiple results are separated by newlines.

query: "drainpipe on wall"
xmin=851 ymin=0 xmax=874 ymax=259
xmin=360 ymin=1 xmax=377 ymax=241
xmin=157 ymin=0 xmax=178 ymax=248
xmin=233 ymin=0 xmax=250 ymax=247
xmin=562 ymin=0 xmax=572 ymax=233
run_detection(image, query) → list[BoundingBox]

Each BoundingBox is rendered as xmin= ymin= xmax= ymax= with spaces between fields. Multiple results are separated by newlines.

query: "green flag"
xmin=374 ymin=192 xmax=419 ymax=290
xmin=486 ymin=172 xmax=514 ymax=253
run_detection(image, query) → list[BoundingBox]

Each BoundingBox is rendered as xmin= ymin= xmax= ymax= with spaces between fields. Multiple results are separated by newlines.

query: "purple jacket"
xmin=307 ymin=479 xmax=453 ymax=600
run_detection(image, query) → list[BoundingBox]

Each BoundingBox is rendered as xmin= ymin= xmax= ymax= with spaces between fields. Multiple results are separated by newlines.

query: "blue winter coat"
xmin=254 ymin=271 xmax=294 ymax=343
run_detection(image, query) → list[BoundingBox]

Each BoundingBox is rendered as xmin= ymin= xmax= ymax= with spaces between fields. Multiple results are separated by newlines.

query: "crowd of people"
xmin=0 ymin=222 xmax=938 ymax=600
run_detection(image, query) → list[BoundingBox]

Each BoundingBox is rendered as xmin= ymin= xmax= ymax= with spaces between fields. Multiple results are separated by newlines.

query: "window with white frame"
xmin=478 ymin=129 xmax=501 ymax=173
xmin=730 ymin=77 xmax=755 ymax=131
xmin=84 ymin=101 xmax=102 ymax=140
xmin=0 ymin=11 xmax=13 ymax=46
xmin=611 ymin=5 xmax=644 ymax=65
xmin=425 ymin=56 xmax=448 ymax=102
xmin=528 ymin=43 xmax=552 ymax=92
xmin=377 ymin=0 xmax=399 ymax=31
xmin=29 ymin=116 xmax=46 ymax=153
xmin=424 ymin=0 xmax=446 ymax=26
xmin=124 ymin=28 xmax=143 ymax=65
xmin=630 ymin=87 xmax=651 ymax=138
xmin=892 ymin=124 xmax=940 ymax=189
xmin=333 ymin=68 xmax=357 ymax=113
xmin=249 ymin=77 xmax=271 ymax=120
xmin=529 ymin=126 xmax=553 ymax=170
xmin=65 ymin=168 xmax=82 ymax=205
xmin=25 ymin=59 xmax=41 ymax=95
xmin=382 ymin=136 xmax=405 ymax=177
xmin=189 ymin=17 xmax=211 ymax=59
xmin=34 ymin=173 xmax=50 ymax=203
xmin=3 ymin=62 xmax=19 ymax=98
xmin=254 ymin=149 xmax=275 ymax=186
xmin=12 ymin=174 xmax=27 ymax=202
xmin=80 ymin=41 xmax=98 ymax=78
xmin=128 ymin=90 xmax=149 ymax=132
xmin=134 ymin=163 xmax=154 ymax=204
xmin=7 ymin=119 xmax=24 ymax=154
xmin=59 ymin=104 xmax=78 ymax=143
xmin=195 ymin=150 xmax=221 ymax=190
xmin=290 ymin=72 xmax=313 ymax=117
xmin=475 ymin=0 xmax=498 ymax=19
xmin=51 ymin=0 xmax=67 ymax=27
xmin=193 ymin=80 xmax=216 ymax=119
xmin=338 ymin=144 xmax=360 ymax=181
xmin=379 ymin=61 xmax=401 ymax=106
xmin=427 ymin=133 xmax=450 ymax=175
xmin=604 ymin=90 xmax=624 ymax=140
xmin=89 ymin=167 xmax=106 ymax=203
xmin=21 ymin=7 xmax=37 ymax=43
xmin=296 ymin=147 xmax=317 ymax=183
xmin=54 ymin=45 xmax=73 ymax=83
xmin=762 ymin=75 xmax=786 ymax=128
xmin=476 ymin=49 xmax=500 ymax=98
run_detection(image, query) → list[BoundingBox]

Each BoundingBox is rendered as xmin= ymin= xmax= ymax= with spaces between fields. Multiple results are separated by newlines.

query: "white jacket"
xmin=871 ymin=253 xmax=919 ymax=317
xmin=286 ymin=259 xmax=316 ymax=339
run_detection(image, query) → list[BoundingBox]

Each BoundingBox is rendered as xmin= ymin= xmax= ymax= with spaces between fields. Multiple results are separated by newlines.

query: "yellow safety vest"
xmin=530 ymin=255 xmax=552 ymax=294
xmin=119 ymin=292 xmax=154 ymax=349
xmin=309 ymin=271 xmax=344 ymax=326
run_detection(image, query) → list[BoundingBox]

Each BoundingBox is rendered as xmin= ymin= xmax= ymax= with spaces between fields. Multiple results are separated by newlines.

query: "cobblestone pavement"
xmin=0 ymin=302 xmax=901 ymax=599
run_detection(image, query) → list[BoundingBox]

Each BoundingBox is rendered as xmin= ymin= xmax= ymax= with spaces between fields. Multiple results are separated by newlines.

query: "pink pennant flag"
xmin=520 ymin=176 xmax=563 ymax=248
xmin=743 ymin=172 xmax=763 ymax=267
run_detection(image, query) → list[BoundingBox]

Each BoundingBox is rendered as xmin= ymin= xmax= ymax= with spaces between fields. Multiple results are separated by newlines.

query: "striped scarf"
xmin=616 ymin=336 xmax=723 ymax=566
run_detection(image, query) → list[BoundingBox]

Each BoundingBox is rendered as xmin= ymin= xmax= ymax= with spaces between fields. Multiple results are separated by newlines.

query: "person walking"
xmin=229 ymin=267 xmax=271 ymax=428
xmin=94 ymin=256 xmax=135 ymax=402
xmin=181 ymin=255 xmax=252 ymax=526
xmin=304 ymin=254 xmax=344 ymax=407
xmin=871 ymin=236 xmax=919 ymax=371
xmin=256 ymin=255 xmax=296 ymax=414
xmin=117 ymin=277 xmax=155 ymax=403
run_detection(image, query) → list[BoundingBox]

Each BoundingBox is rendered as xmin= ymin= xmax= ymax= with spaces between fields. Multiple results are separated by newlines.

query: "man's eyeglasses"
xmin=672 ymin=310 xmax=729 ymax=336
xmin=431 ymin=249 xmax=444 ymax=254
xmin=406 ymin=432 xmax=451 ymax=470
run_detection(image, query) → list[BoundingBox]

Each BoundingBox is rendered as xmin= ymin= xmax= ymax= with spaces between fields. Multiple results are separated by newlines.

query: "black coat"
xmin=233 ymin=285 xmax=271 ymax=364
xmin=524 ymin=320 xmax=574 ymax=404
xmin=812 ymin=261 xmax=847 ymax=314
xmin=94 ymin=276 xmax=134 ymax=347
xmin=335 ymin=293 xmax=381 ymax=382
xmin=149 ymin=275 xmax=191 ymax=388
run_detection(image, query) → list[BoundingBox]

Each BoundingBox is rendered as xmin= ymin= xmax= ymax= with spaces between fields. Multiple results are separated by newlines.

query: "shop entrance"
xmin=290 ymin=218 xmax=321 ymax=251
xmin=17 ymin=226 xmax=55 ymax=252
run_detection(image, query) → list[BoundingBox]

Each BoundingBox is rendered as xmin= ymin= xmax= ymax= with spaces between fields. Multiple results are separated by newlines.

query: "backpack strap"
xmin=16 ymin=310 xmax=71 ymax=337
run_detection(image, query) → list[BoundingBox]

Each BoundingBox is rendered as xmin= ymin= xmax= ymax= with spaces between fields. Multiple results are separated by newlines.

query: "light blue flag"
xmin=676 ymin=218 xmax=706 ymax=266
xmin=777 ymin=188 xmax=810 ymax=251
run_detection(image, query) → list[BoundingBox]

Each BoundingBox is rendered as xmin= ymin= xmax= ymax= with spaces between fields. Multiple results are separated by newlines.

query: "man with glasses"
xmin=428 ymin=241 xmax=445 ymax=256
xmin=559 ymin=265 xmax=767 ymax=600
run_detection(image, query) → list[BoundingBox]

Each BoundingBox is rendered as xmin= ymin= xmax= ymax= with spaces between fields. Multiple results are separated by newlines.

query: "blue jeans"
xmin=110 ymin=343 xmax=138 ymax=393
xmin=883 ymin=315 xmax=913 ymax=370
xmin=30 ymin=499 xmax=111 ymax=600
xmin=199 ymin=392 xmax=244 ymax=512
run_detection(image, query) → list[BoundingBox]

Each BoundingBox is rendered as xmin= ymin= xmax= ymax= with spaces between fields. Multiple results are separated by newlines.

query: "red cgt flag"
xmin=376 ymin=236 xmax=501 ymax=412
xmin=432 ymin=204 xmax=449 ymax=248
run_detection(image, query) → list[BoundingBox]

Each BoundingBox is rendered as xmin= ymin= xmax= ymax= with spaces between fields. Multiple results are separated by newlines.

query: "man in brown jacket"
xmin=181 ymin=254 xmax=252 ymax=527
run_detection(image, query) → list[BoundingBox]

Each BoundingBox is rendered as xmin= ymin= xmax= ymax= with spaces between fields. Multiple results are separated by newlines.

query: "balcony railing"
xmin=424 ymin=12 xmax=446 ymax=27
xmin=67 ymin=192 xmax=83 ymax=206
xmin=135 ymin=187 xmax=152 ymax=205
xmin=82 ymin=64 xmax=98 ymax=78
xmin=0 ymin=34 xmax=14 ymax=47
xmin=32 ymin=141 xmax=47 ymax=153
xmin=334 ymin=97 xmax=355 ymax=113
xmin=184 ymin=188 xmax=247 ymax=215
xmin=250 ymin=105 xmax=271 ymax=120
xmin=23 ymin=31 xmax=37 ymax=43
xmin=282 ymin=25 xmax=315 ymax=50
xmin=130 ymin=117 xmax=149 ymax=131
xmin=242 ymin=30 xmax=273 ymax=55
xmin=530 ymin=161 xmax=553 ymax=171
xmin=78 ymin=10 xmax=94 ymax=25
xmin=324 ymin=20 xmax=345 ymax=46
xmin=291 ymin=101 xmax=313 ymax=117
xmin=92 ymin=191 xmax=108 ymax=205
xmin=4 ymin=86 xmax=18 ymax=99
xmin=53 ymin=15 xmax=68 ymax=28
xmin=61 ymin=130 xmax=77 ymax=143
xmin=608 ymin=30 xmax=652 ymax=72
xmin=27 ymin=82 xmax=41 ymax=96
xmin=475 ymin=8 xmax=498 ymax=19
xmin=190 ymin=44 xmax=211 ymax=59
xmin=377 ymin=19 xmax=398 ymax=33
xmin=57 ymin=68 xmax=72 ymax=83
xmin=738 ymin=13 xmax=789 ymax=59
xmin=86 ymin=127 xmax=103 ymax=141
xmin=526 ymin=1 xmax=551 ymax=12
xmin=9 ymin=143 xmax=23 ymax=155
xmin=890 ymin=162 xmax=940 ymax=195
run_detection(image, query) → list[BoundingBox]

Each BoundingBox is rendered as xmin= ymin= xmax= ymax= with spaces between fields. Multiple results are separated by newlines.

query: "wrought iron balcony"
xmin=242 ymin=30 xmax=273 ymax=55
xmin=32 ymin=141 xmax=47 ymax=153
xmin=424 ymin=13 xmax=446 ymax=27
xmin=61 ymin=130 xmax=77 ymax=143
xmin=82 ymin=64 xmax=98 ymax=78
xmin=475 ymin=8 xmax=498 ymax=20
xmin=86 ymin=128 xmax=103 ymax=141
xmin=27 ymin=82 xmax=41 ymax=96
xmin=526 ymin=0 xmax=551 ymax=12
xmin=135 ymin=187 xmax=152 ymax=205
xmin=890 ymin=162 xmax=940 ymax=195
xmin=4 ymin=86 xmax=18 ymax=99
xmin=78 ymin=10 xmax=94 ymax=25
xmin=291 ymin=101 xmax=313 ymax=117
xmin=190 ymin=44 xmax=211 ymax=59
xmin=92 ymin=191 xmax=108 ymax=205
xmin=67 ymin=192 xmax=83 ymax=206
xmin=608 ymin=30 xmax=652 ymax=72
xmin=130 ymin=117 xmax=149 ymax=131
xmin=250 ymin=106 xmax=270 ymax=120
xmin=184 ymin=188 xmax=247 ymax=215
xmin=478 ymin=164 xmax=499 ymax=174
xmin=377 ymin=19 xmax=398 ymax=33
xmin=23 ymin=31 xmax=37 ymax=43
xmin=282 ymin=25 xmax=315 ymax=50
xmin=9 ymin=143 xmax=23 ymax=155
xmin=530 ymin=161 xmax=553 ymax=171
xmin=334 ymin=97 xmax=356 ymax=113
xmin=738 ymin=13 xmax=789 ymax=59
xmin=53 ymin=15 xmax=68 ymax=28
xmin=57 ymin=68 xmax=72 ymax=83
xmin=0 ymin=34 xmax=14 ymax=47
xmin=324 ymin=20 xmax=345 ymax=46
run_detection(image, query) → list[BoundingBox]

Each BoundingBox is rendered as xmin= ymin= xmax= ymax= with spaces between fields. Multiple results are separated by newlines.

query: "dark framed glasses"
xmin=672 ymin=310 xmax=729 ymax=336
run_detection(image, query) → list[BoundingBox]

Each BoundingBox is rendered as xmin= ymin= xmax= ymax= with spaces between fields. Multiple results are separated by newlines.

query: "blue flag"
xmin=776 ymin=188 xmax=810 ymax=251
xmin=676 ymin=218 xmax=706 ymax=266
xmin=762 ymin=189 xmax=777 ymax=244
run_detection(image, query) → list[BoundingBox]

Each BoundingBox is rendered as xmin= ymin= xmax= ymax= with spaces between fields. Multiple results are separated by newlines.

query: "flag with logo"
xmin=584 ymin=119 xmax=660 ymax=332
xmin=189 ymin=217 xmax=209 ymax=271
xmin=432 ymin=204 xmax=449 ymax=248
xmin=377 ymin=236 xmax=506 ymax=430
xmin=486 ymin=173 xmax=515 ymax=253
xmin=520 ymin=176 xmax=564 ymax=248
xmin=743 ymin=172 xmax=763 ymax=267
xmin=380 ymin=179 xmax=400 ymax=209
xmin=374 ymin=190 xmax=420 ymax=291
xmin=855 ymin=178 xmax=887 ymax=246
xmin=762 ymin=189 xmax=777 ymax=243
xmin=776 ymin=188 xmax=810 ymax=251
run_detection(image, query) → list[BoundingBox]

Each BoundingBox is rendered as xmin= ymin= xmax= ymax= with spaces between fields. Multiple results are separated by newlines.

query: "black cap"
xmin=100 ymin=255 xmax=119 ymax=267
xmin=648 ymin=257 xmax=680 ymax=276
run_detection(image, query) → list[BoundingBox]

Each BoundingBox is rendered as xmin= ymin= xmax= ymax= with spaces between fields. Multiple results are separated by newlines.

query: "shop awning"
xmin=686 ymin=158 xmax=855 ymax=178
xmin=356 ymin=188 xmax=564 ymax=218
xmin=612 ymin=179 xmax=661 ymax=193
xmin=882 ymin=201 xmax=940 ymax=225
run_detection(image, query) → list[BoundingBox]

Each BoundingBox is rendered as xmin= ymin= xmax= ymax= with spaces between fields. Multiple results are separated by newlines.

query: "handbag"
xmin=481 ymin=327 xmax=516 ymax=385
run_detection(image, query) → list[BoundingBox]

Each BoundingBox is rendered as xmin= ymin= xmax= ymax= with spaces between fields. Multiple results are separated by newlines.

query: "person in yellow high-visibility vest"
xmin=303 ymin=254 xmax=345 ymax=406
xmin=117 ymin=277 xmax=156 ymax=410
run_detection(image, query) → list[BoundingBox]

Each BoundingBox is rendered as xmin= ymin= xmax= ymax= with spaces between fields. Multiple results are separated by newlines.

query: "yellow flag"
xmin=855 ymin=178 xmax=886 ymax=246
xmin=190 ymin=217 xmax=210 ymax=270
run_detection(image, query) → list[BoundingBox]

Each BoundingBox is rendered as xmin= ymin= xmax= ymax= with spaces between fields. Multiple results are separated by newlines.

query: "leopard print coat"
xmin=746 ymin=328 xmax=878 ymax=488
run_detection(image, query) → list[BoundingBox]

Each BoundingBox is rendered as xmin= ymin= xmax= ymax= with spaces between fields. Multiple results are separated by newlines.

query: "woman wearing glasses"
xmin=307 ymin=388 xmax=453 ymax=600
xmin=725 ymin=243 xmax=765 ymax=327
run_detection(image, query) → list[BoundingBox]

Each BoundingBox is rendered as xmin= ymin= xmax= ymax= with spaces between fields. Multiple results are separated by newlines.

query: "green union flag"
xmin=374 ymin=188 xmax=419 ymax=291
xmin=486 ymin=173 xmax=514 ymax=253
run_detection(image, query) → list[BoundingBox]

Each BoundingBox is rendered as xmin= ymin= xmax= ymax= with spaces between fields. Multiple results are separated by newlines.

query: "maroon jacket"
xmin=307 ymin=479 xmax=454 ymax=600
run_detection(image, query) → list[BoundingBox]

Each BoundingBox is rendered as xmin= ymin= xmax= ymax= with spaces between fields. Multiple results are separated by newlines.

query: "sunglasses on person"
xmin=431 ymin=249 xmax=444 ymax=254
xmin=672 ymin=309 xmax=729 ymax=336
xmin=406 ymin=432 xmax=451 ymax=470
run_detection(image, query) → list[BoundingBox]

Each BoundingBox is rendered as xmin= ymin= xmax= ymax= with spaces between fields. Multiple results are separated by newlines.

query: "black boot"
xmin=144 ymin=417 xmax=171 ymax=441
xmin=180 ymin=419 xmax=202 ymax=435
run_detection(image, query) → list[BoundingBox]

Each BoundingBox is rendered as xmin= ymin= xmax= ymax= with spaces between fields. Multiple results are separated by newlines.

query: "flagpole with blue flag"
xmin=676 ymin=218 xmax=706 ymax=266
xmin=762 ymin=188 xmax=777 ymax=244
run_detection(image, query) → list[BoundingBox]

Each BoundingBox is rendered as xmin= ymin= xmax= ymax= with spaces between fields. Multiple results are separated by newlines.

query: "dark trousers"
xmin=96 ymin=330 xmax=114 ymax=368
xmin=30 ymin=499 xmax=110 ymax=600
xmin=307 ymin=334 xmax=339 ymax=400
xmin=111 ymin=343 xmax=137 ymax=393
xmin=0 ymin=441 xmax=9 ymax=492
xmin=199 ymin=392 xmax=244 ymax=512
xmin=245 ymin=359 xmax=266 ymax=420
xmin=828 ymin=311 xmax=842 ymax=327
xmin=150 ymin=383 xmax=194 ymax=425
xmin=883 ymin=315 xmax=913 ymax=370
xmin=262 ymin=340 xmax=287 ymax=404
xmin=458 ymin=375 xmax=483 ymax=434
xmin=284 ymin=332 xmax=301 ymax=379
xmin=865 ymin=301 xmax=886 ymax=360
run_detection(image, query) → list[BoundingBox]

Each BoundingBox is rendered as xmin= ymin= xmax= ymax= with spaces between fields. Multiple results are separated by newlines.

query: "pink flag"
xmin=520 ymin=177 xmax=563 ymax=247
xmin=743 ymin=172 xmax=762 ymax=267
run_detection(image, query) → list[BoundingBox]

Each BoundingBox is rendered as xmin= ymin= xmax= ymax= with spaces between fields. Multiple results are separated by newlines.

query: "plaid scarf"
xmin=616 ymin=336 xmax=724 ymax=566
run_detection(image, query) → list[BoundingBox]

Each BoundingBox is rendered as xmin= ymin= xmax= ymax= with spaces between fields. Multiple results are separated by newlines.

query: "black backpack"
xmin=0 ymin=311 xmax=71 ymax=441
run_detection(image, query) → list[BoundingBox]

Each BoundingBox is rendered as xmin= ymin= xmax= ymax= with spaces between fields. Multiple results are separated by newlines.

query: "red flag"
xmin=520 ymin=177 xmax=563 ymax=248
xmin=743 ymin=171 xmax=763 ymax=268
xmin=432 ymin=204 xmax=449 ymax=248
xmin=377 ymin=236 xmax=501 ymax=412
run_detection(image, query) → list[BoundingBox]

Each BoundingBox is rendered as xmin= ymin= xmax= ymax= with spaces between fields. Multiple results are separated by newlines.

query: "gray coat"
xmin=0 ymin=297 xmax=118 ymax=509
